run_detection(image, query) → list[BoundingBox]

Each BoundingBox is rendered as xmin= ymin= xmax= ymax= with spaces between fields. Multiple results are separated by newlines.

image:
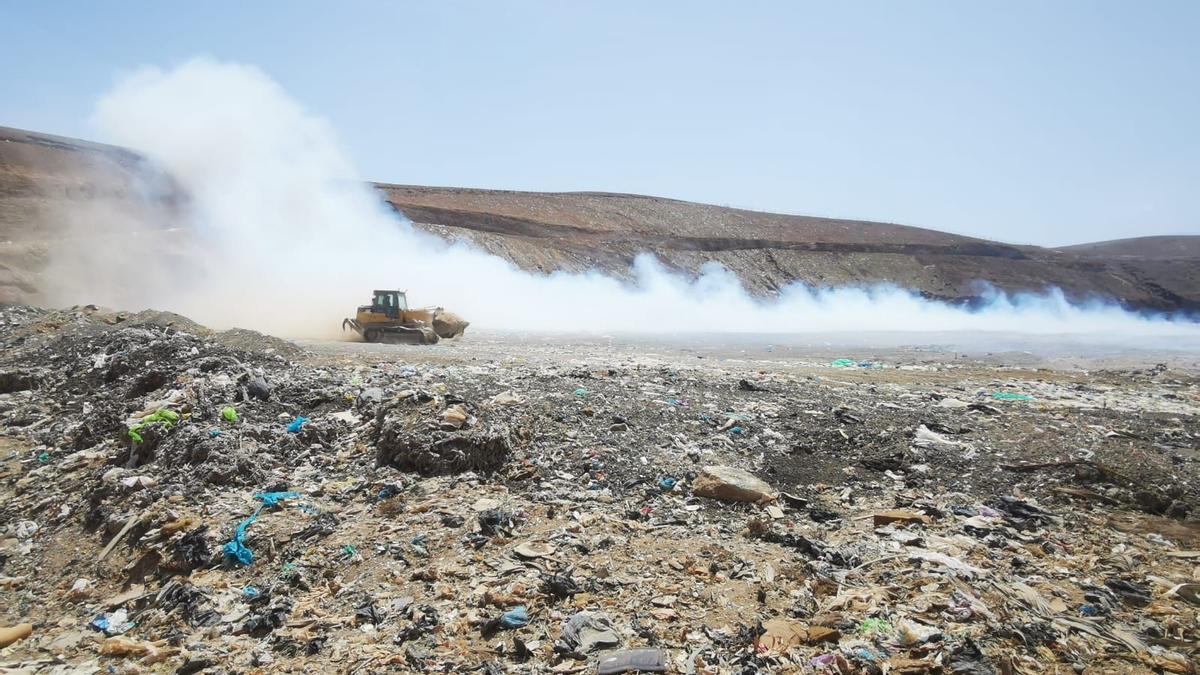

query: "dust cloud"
xmin=43 ymin=58 xmax=1198 ymax=341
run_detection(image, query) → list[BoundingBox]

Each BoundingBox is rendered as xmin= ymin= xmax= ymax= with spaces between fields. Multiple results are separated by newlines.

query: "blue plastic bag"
xmin=222 ymin=491 xmax=300 ymax=566
xmin=499 ymin=606 xmax=529 ymax=629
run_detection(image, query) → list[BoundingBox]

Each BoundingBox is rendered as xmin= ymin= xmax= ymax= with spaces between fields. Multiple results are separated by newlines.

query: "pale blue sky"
xmin=2 ymin=1 xmax=1197 ymax=246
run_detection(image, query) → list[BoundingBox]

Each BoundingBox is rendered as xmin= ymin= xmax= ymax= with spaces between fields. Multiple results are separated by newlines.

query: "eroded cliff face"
xmin=3 ymin=125 xmax=1198 ymax=313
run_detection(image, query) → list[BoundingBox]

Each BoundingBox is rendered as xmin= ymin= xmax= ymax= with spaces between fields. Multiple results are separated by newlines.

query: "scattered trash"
xmin=555 ymin=611 xmax=621 ymax=656
xmin=329 ymin=409 xmax=361 ymax=424
xmin=489 ymin=390 xmax=525 ymax=406
xmin=596 ymin=648 xmax=670 ymax=674
xmin=738 ymin=379 xmax=770 ymax=392
xmin=127 ymin=408 xmax=179 ymax=443
xmin=513 ymin=542 xmax=555 ymax=559
xmin=499 ymin=606 xmax=529 ymax=629
xmin=90 ymin=608 xmax=133 ymax=636
xmin=222 ymin=491 xmax=300 ymax=566
xmin=1168 ymin=583 xmax=1200 ymax=606
xmin=98 ymin=635 xmax=177 ymax=660
xmin=756 ymin=618 xmax=840 ymax=653
xmin=246 ymin=377 xmax=272 ymax=401
xmin=857 ymin=618 xmax=892 ymax=635
xmin=0 ymin=305 xmax=1194 ymax=673
xmin=872 ymin=510 xmax=931 ymax=527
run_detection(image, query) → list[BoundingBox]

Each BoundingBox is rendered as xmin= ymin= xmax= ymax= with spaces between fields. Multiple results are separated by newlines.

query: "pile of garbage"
xmin=0 ymin=305 xmax=1196 ymax=673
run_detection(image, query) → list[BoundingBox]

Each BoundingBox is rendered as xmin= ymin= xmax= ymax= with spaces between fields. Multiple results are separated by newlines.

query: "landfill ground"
xmin=1 ymin=306 xmax=1198 ymax=674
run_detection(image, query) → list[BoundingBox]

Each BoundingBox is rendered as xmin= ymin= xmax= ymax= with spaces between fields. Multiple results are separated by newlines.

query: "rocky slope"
xmin=2 ymin=125 xmax=1198 ymax=313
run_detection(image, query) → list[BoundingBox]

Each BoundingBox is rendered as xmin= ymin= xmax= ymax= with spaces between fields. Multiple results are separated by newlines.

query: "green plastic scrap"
xmin=858 ymin=618 xmax=892 ymax=635
xmin=992 ymin=392 xmax=1034 ymax=402
xmin=127 ymin=409 xmax=180 ymax=444
xmin=222 ymin=406 xmax=239 ymax=423
xmin=573 ymin=387 xmax=588 ymax=397
xmin=831 ymin=358 xmax=856 ymax=368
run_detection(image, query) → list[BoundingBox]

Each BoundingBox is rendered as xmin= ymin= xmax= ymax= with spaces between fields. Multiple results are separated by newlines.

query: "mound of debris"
xmin=0 ymin=304 xmax=1197 ymax=674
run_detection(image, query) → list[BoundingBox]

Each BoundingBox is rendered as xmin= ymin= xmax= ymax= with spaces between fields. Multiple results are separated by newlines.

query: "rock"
xmin=441 ymin=405 xmax=469 ymax=430
xmin=0 ymin=623 xmax=32 ymax=648
xmin=692 ymin=465 xmax=778 ymax=503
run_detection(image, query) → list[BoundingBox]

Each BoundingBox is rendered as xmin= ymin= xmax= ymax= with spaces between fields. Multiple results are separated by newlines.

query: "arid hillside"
xmin=1059 ymin=235 xmax=1200 ymax=260
xmin=2 ymin=125 xmax=1198 ymax=312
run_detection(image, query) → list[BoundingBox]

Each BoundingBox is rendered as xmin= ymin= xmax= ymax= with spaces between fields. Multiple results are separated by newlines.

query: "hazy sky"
xmin=2 ymin=1 xmax=1197 ymax=246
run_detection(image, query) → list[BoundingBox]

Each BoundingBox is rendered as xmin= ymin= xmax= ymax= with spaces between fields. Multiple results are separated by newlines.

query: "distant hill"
xmin=2 ymin=124 xmax=1198 ymax=313
xmin=1059 ymin=235 xmax=1200 ymax=259
xmin=376 ymin=184 xmax=1200 ymax=312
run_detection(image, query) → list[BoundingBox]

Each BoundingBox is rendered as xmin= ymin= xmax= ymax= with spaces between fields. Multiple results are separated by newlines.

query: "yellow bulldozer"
xmin=342 ymin=290 xmax=469 ymax=344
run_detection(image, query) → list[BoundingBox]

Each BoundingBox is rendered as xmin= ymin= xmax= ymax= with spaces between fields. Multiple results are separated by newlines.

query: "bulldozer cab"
xmin=371 ymin=290 xmax=408 ymax=319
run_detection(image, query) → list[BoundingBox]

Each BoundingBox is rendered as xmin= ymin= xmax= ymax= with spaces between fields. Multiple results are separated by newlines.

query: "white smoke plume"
xmin=54 ymin=58 xmax=1197 ymax=340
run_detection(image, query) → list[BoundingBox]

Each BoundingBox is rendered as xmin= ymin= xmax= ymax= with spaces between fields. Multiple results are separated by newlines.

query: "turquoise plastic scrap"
xmin=992 ymin=392 xmax=1034 ymax=401
xmin=286 ymin=416 xmax=309 ymax=433
xmin=499 ymin=606 xmax=529 ymax=629
xmin=222 ymin=491 xmax=300 ymax=566
xmin=830 ymin=358 xmax=856 ymax=368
